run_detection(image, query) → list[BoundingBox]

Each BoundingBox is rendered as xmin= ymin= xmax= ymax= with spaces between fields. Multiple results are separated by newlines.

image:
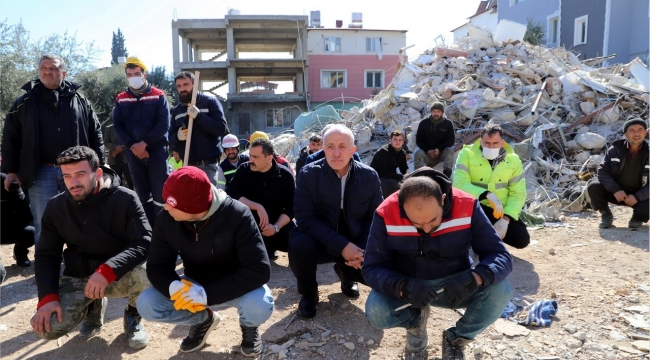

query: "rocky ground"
xmin=0 ymin=206 xmax=648 ymax=360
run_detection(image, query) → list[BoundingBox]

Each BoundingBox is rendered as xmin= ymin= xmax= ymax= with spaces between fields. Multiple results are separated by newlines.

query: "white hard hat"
xmin=222 ymin=134 xmax=239 ymax=148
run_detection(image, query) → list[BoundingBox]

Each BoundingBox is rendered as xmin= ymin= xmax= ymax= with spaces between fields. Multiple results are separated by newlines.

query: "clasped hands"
xmin=169 ymin=279 xmax=208 ymax=313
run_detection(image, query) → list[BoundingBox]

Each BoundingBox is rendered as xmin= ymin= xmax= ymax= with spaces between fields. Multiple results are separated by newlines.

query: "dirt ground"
xmin=1 ymin=205 xmax=648 ymax=360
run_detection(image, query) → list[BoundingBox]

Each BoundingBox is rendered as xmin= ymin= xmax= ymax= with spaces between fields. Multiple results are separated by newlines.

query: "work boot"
xmin=180 ymin=309 xmax=221 ymax=352
xmin=405 ymin=305 xmax=430 ymax=353
xmin=629 ymin=214 xmax=643 ymax=229
xmin=79 ymin=297 xmax=107 ymax=339
xmin=298 ymin=292 xmax=319 ymax=320
xmin=598 ymin=211 xmax=614 ymax=229
xmin=441 ymin=330 xmax=471 ymax=360
xmin=240 ymin=325 xmax=262 ymax=356
xmin=13 ymin=252 xmax=31 ymax=268
xmin=123 ymin=305 xmax=149 ymax=349
xmin=333 ymin=263 xmax=359 ymax=298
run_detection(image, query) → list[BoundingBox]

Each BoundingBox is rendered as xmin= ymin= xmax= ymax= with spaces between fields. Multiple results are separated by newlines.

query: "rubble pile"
xmin=278 ymin=24 xmax=649 ymax=220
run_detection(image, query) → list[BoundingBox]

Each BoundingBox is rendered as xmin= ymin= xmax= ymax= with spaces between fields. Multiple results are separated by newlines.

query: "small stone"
xmin=608 ymin=330 xmax=627 ymax=341
xmin=473 ymin=345 xmax=483 ymax=355
xmin=549 ymin=248 xmax=556 ymax=255
xmin=357 ymin=336 xmax=364 ymax=343
xmin=278 ymin=349 xmax=287 ymax=360
xmin=631 ymin=340 xmax=650 ymax=352
xmin=343 ymin=342 xmax=355 ymax=350
xmin=496 ymin=344 xmax=507 ymax=351
xmin=491 ymin=333 xmax=504 ymax=340
xmin=627 ymin=295 xmax=641 ymax=303
xmin=572 ymin=332 xmax=587 ymax=341
xmin=321 ymin=330 xmax=331 ymax=338
xmin=366 ymin=339 xmax=375 ymax=345
xmin=563 ymin=324 xmax=577 ymax=334
xmin=565 ymin=338 xmax=583 ymax=349
xmin=583 ymin=342 xmax=603 ymax=351
xmin=300 ymin=333 xmax=313 ymax=339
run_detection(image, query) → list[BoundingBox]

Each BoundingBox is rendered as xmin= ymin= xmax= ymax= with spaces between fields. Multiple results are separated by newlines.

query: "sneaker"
xmin=405 ymin=305 xmax=430 ymax=353
xmin=629 ymin=215 xmax=643 ymax=229
xmin=180 ymin=309 xmax=221 ymax=352
xmin=297 ymin=292 xmax=319 ymax=320
xmin=333 ymin=263 xmax=359 ymax=298
xmin=13 ymin=253 xmax=31 ymax=268
xmin=441 ymin=330 xmax=470 ymax=360
xmin=79 ymin=298 xmax=107 ymax=339
xmin=240 ymin=325 xmax=262 ymax=356
xmin=123 ymin=305 xmax=149 ymax=349
xmin=599 ymin=211 xmax=614 ymax=229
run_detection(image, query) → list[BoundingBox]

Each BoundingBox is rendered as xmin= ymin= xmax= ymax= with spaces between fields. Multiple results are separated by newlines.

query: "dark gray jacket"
xmin=597 ymin=139 xmax=649 ymax=201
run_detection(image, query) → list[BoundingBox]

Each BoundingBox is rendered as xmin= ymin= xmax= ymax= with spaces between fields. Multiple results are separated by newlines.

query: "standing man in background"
xmin=113 ymin=56 xmax=170 ymax=225
xmin=169 ymin=71 xmax=228 ymax=187
xmin=1 ymin=54 xmax=104 ymax=245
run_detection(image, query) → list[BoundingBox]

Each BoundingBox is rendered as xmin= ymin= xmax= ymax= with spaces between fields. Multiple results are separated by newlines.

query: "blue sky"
xmin=1 ymin=0 xmax=480 ymax=71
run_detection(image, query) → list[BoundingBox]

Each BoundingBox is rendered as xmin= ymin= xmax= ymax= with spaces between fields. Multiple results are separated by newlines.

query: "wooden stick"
xmin=183 ymin=71 xmax=201 ymax=166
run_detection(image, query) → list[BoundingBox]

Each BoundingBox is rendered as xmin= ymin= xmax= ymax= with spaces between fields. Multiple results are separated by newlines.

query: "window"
xmin=321 ymin=70 xmax=346 ymax=88
xmin=365 ymin=70 xmax=384 ymax=88
xmin=324 ymin=37 xmax=341 ymax=52
xmin=366 ymin=37 xmax=382 ymax=52
xmin=266 ymin=108 xmax=292 ymax=127
xmin=574 ymin=15 xmax=588 ymax=45
xmin=548 ymin=16 xmax=559 ymax=44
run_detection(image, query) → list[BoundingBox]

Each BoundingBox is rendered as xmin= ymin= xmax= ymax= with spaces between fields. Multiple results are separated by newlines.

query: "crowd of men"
xmin=0 ymin=54 xmax=647 ymax=359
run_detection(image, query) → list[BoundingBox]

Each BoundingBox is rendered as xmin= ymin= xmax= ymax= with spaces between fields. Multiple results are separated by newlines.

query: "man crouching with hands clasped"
xmin=136 ymin=166 xmax=273 ymax=356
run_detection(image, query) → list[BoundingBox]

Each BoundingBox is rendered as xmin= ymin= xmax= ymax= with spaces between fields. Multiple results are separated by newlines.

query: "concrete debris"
xmin=273 ymin=21 xmax=649 ymax=221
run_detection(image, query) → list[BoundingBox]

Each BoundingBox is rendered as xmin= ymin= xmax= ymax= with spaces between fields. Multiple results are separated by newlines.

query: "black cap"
xmin=430 ymin=101 xmax=445 ymax=113
xmin=623 ymin=118 xmax=648 ymax=132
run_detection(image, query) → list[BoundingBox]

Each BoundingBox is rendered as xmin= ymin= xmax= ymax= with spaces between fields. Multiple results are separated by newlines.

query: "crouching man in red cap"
xmin=136 ymin=166 xmax=273 ymax=355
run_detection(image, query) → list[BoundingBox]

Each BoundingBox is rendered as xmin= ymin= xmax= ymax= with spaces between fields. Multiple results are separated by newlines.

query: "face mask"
xmin=482 ymin=147 xmax=500 ymax=160
xmin=127 ymin=76 xmax=144 ymax=89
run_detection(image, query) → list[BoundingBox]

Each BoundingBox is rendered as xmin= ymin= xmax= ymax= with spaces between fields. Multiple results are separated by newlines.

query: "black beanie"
xmin=623 ymin=118 xmax=648 ymax=132
xmin=430 ymin=101 xmax=445 ymax=113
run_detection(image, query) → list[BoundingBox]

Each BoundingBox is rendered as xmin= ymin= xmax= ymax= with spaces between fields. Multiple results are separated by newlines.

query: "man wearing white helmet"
xmin=219 ymin=134 xmax=250 ymax=188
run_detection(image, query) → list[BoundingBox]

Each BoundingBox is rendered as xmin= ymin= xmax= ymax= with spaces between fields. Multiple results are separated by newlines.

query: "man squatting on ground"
xmin=587 ymin=118 xmax=649 ymax=229
xmin=370 ymin=129 xmax=409 ymax=198
xmin=226 ymin=137 xmax=296 ymax=260
xmin=413 ymin=101 xmax=455 ymax=176
xmin=169 ymin=71 xmax=228 ymax=189
xmin=363 ymin=168 xmax=512 ymax=359
xmin=31 ymin=146 xmax=151 ymax=349
xmin=454 ymin=124 xmax=530 ymax=249
xmin=289 ymin=124 xmax=383 ymax=319
xmin=219 ymin=133 xmax=249 ymax=188
xmin=137 ymin=167 xmax=273 ymax=356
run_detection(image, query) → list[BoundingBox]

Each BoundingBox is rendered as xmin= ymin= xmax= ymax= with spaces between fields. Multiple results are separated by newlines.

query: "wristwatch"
xmin=273 ymin=224 xmax=280 ymax=233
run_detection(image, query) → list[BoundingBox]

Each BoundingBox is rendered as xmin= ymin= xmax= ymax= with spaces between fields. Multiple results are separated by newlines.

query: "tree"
xmin=147 ymin=65 xmax=175 ymax=103
xmin=33 ymin=30 xmax=101 ymax=78
xmin=75 ymin=65 xmax=128 ymax=123
xmin=524 ymin=18 xmax=545 ymax=46
xmin=0 ymin=20 xmax=34 ymax=124
xmin=111 ymin=28 xmax=128 ymax=65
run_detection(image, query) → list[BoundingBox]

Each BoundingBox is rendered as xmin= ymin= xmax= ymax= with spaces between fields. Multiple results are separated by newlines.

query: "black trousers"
xmin=480 ymin=204 xmax=530 ymax=249
xmin=379 ymin=178 xmax=400 ymax=199
xmin=112 ymin=153 xmax=133 ymax=190
xmin=288 ymin=232 xmax=366 ymax=295
xmin=587 ymin=180 xmax=649 ymax=222
xmin=1 ymin=225 xmax=35 ymax=258
xmin=263 ymin=220 xmax=295 ymax=254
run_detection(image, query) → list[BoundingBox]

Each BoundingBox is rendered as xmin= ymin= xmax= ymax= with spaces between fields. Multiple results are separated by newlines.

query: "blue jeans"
xmin=124 ymin=146 xmax=169 ymax=226
xmin=365 ymin=272 xmax=511 ymax=342
xmin=28 ymin=165 xmax=65 ymax=246
xmin=137 ymin=283 xmax=274 ymax=327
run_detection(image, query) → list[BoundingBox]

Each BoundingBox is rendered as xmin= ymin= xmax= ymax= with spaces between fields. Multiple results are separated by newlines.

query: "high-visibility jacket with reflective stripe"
xmin=453 ymin=140 xmax=526 ymax=220
xmin=362 ymin=187 xmax=513 ymax=297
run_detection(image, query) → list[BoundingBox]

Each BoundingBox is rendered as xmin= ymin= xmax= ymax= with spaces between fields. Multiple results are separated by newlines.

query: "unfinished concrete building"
xmin=172 ymin=14 xmax=309 ymax=138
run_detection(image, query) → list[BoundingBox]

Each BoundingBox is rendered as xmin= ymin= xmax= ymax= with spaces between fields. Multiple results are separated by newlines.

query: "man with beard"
xmin=31 ymin=146 xmax=151 ymax=349
xmin=226 ymin=138 xmax=295 ymax=260
xmin=296 ymin=134 xmax=323 ymax=173
xmin=170 ymin=71 xmax=228 ymax=187
xmin=113 ymin=57 xmax=170 ymax=226
xmin=363 ymin=169 xmax=512 ymax=359
xmin=219 ymin=134 xmax=249 ymax=188
xmin=414 ymin=102 xmax=455 ymax=176
xmin=587 ymin=118 xmax=649 ymax=229
xmin=2 ymin=54 xmax=105 ymax=246
xmin=370 ymin=130 xmax=409 ymax=198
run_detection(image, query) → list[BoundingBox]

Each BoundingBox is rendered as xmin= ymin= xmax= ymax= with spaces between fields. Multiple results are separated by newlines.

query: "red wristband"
xmin=95 ymin=264 xmax=117 ymax=284
xmin=37 ymin=294 xmax=60 ymax=310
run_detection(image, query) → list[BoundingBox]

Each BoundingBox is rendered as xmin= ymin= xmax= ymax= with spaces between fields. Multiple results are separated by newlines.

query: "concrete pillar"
xmin=228 ymin=67 xmax=237 ymax=94
xmin=296 ymin=73 xmax=304 ymax=92
xmin=172 ymin=26 xmax=180 ymax=74
xmin=227 ymin=28 xmax=235 ymax=59
xmin=182 ymin=38 xmax=190 ymax=62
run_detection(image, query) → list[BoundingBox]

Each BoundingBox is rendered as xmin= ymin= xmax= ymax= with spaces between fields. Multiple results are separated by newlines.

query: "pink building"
xmin=307 ymin=25 xmax=407 ymax=110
